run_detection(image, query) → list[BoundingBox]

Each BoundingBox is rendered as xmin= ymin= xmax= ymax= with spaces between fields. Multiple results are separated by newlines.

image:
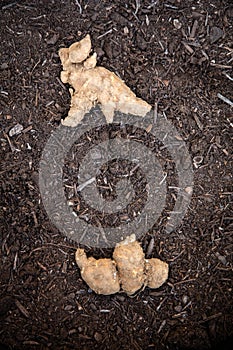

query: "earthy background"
xmin=0 ymin=0 xmax=232 ymax=349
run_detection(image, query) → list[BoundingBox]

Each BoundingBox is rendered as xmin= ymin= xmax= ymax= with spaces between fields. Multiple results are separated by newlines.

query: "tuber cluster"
xmin=75 ymin=235 xmax=168 ymax=295
xmin=59 ymin=34 xmax=151 ymax=127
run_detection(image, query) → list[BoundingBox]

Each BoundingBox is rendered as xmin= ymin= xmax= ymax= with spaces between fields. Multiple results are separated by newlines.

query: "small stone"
xmin=90 ymin=303 xmax=97 ymax=311
xmin=77 ymin=303 xmax=83 ymax=311
xmin=225 ymin=7 xmax=233 ymax=18
xmin=1 ymin=63 xmax=9 ymax=70
xmin=173 ymin=19 xmax=182 ymax=29
xmin=136 ymin=33 xmax=147 ymax=50
xmin=185 ymin=186 xmax=193 ymax=195
xmin=174 ymin=305 xmax=182 ymax=312
xmin=116 ymin=295 xmax=125 ymax=302
xmin=210 ymin=26 xmax=223 ymax=44
xmin=9 ymin=124 xmax=23 ymax=137
xmin=64 ymin=305 xmax=73 ymax=311
xmin=103 ymin=41 xmax=113 ymax=59
xmin=46 ymin=33 xmax=59 ymax=45
xmin=95 ymin=47 xmax=104 ymax=58
xmin=182 ymin=295 xmax=189 ymax=305
xmin=215 ymin=252 xmax=227 ymax=265
xmin=68 ymin=293 xmax=75 ymax=299
xmin=94 ymin=332 xmax=103 ymax=342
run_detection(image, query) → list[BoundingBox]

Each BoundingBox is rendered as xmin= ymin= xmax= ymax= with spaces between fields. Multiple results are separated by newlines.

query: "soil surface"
xmin=0 ymin=1 xmax=232 ymax=349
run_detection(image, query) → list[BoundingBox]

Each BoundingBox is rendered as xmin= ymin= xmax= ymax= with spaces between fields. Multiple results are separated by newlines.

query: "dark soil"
xmin=0 ymin=1 xmax=232 ymax=349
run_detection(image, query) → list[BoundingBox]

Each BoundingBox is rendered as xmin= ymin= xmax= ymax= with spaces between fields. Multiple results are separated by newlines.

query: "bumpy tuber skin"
xmin=145 ymin=258 xmax=169 ymax=289
xmin=59 ymin=34 xmax=151 ymax=127
xmin=75 ymin=235 xmax=169 ymax=296
xmin=75 ymin=249 xmax=120 ymax=295
xmin=113 ymin=234 xmax=145 ymax=295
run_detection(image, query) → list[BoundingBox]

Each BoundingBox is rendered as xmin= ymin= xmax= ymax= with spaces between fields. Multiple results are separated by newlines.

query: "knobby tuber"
xmin=145 ymin=258 xmax=169 ymax=289
xmin=75 ymin=249 xmax=120 ymax=295
xmin=75 ymin=235 xmax=169 ymax=295
xmin=113 ymin=235 xmax=145 ymax=295
xmin=59 ymin=34 xmax=151 ymax=127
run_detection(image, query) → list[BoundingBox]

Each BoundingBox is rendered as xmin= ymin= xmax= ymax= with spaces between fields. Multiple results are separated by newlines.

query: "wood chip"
xmin=190 ymin=20 xmax=198 ymax=38
xmin=146 ymin=237 xmax=155 ymax=257
xmin=9 ymin=123 xmax=23 ymax=137
xmin=217 ymin=93 xmax=233 ymax=107
xmin=193 ymin=114 xmax=204 ymax=130
xmin=210 ymin=63 xmax=232 ymax=69
xmin=182 ymin=41 xmax=194 ymax=54
xmin=15 ymin=300 xmax=30 ymax=318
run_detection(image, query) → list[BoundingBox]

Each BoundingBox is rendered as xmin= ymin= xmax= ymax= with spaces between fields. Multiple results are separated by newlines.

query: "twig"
xmin=129 ymin=164 xmax=139 ymax=176
xmin=96 ymin=220 xmax=108 ymax=244
xmin=205 ymin=12 xmax=209 ymax=26
xmin=156 ymin=297 xmax=168 ymax=311
xmin=147 ymin=1 xmax=158 ymax=9
xmin=15 ymin=300 xmax=30 ymax=318
xmin=3 ymin=132 xmax=16 ymax=152
xmin=174 ymin=278 xmax=197 ymax=286
xmin=159 ymin=173 xmax=167 ymax=185
xmin=199 ymin=312 xmax=222 ymax=323
xmin=193 ymin=114 xmax=204 ymax=130
xmin=153 ymin=101 xmax=158 ymax=124
xmin=146 ymin=237 xmax=155 ymax=257
xmin=75 ymin=0 xmax=82 ymax=14
xmin=190 ymin=20 xmax=198 ymax=38
xmin=217 ymin=93 xmax=233 ymax=107
xmin=77 ymin=177 xmax=96 ymax=191
xmin=2 ymin=2 xmax=17 ymax=10
xmin=134 ymin=0 xmax=140 ymax=15
xmin=13 ymin=252 xmax=18 ymax=270
xmin=164 ymin=4 xmax=178 ymax=9
xmin=97 ymin=29 xmax=113 ymax=39
xmin=223 ymin=72 xmax=233 ymax=81
xmin=182 ymin=41 xmax=194 ymax=54
xmin=56 ymin=77 xmax=67 ymax=90
xmin=210 ymin=62 xmax=232 ymax=69
xmin=158 ymin=320 xmax=166 ymax=333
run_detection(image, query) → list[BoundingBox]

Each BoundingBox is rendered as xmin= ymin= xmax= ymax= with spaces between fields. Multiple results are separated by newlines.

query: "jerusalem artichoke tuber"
xmin=75 ymin=235 xmax=168 ymax=295
xmin=75 ymin=249 xmax=120 ymax=295
xmin=59 ymin=34 xmax=151 ymax=127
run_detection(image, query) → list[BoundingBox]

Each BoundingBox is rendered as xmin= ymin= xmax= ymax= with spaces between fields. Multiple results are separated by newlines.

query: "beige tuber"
xmin=75 ymin=235 xmax=168 ymax=295
xmin=59 ymin=34 xmax=151 ymax=127
xmin=75 ymin=249 xmax=120 ymax=295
